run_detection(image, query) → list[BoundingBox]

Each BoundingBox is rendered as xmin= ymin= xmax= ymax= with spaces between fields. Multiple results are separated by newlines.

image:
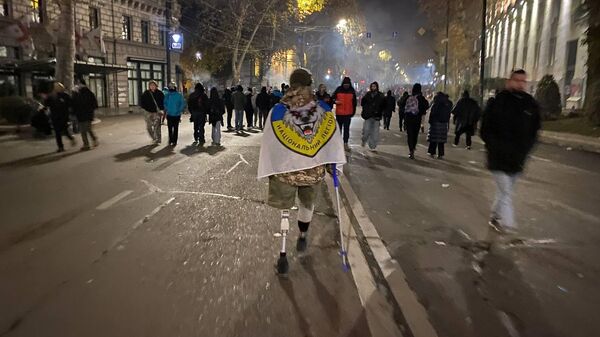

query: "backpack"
xmin=405 ymin=95 xmax=419 ymax=115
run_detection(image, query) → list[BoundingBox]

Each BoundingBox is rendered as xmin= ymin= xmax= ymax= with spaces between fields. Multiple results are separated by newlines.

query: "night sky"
xmin=357 ymin=0 xmax=433 ymax=63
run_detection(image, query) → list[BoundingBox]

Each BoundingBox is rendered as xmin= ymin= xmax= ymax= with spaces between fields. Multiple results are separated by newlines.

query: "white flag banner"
xmin=257 ymin=100 xmax=346 ymax=179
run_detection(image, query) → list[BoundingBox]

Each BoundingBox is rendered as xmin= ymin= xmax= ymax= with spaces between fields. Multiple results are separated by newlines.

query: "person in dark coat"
xmin=397 ymin=91 xmax=409 ymax=131
xmin=223 ymin=87 xmax=234 ymax=130
xmin=383 ymin=90 xmax=396 ymax=130
xmin=232 ymin=85 xmax=246 ymax=132
xmin=332 ymin=77 xmax=357 ymax=151
xmin=427 ymin=92 xmax=452 ymax=158
xmin=360 ymin=81 xmax=386 ymax=151
xmin=43 ymin=82 xmax=76 ymax=152
xmin=480 ymin=69 xmax=541 ymax=233
xmin=452 ymin=90 xmax=481 ymax=149
xmin=255 ymin=86 xmax=271 ymax=129
xmin=315 ymin=84 xmax=333 ymax=109
xmin=140 ymin=80 xmax=165 ymax=144
xmin=71 ymin=78 xmax=99 ymax=150
xmin=399 ymin=83 xmax=430 ymax=159
xmin=245 ymin=87 xmax=255 ymax=129
xmin=270 ymin=88 xmax=283 ymax=108
xmin=208 ymin=87 xmax=225 ymax=146
xmin=187 ymin=83 xmax=210 ymax=144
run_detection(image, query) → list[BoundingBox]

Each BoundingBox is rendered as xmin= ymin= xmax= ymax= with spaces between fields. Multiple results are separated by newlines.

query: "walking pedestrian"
xmin=258 ymin=68 xmax=346 ymax=269
xmin=256 ymin=86 xmax=271 ymax=129
xmin=383 ymin=90 xmax=396 ymax=130
xmin=427 ymin=92 xmax=452 ymax=159
xmin=245 ymin=87 xmax=255 ymax=128
xmin=270 ymin=87 xmax=283 ymax=107
xmin=452 ymin=90 xmax=481 ymax=149
xmin=332 ymin=77 xmax=357 ymax=151
xmin=140 ymin=80 xmax=165 ymax=144
xmin=164 ymin=82 xmax=186 ymax=146
xmin=42 ymin=82 xmax=76 ymax=152
xmin=399 ymin=83 xmax=429 ymax=159
xmin=315 ymin=84 xmax=333 ymax=109
xmin=223 ymin=87 xmax=234 ymax=130
xmin=232 ymin=85 xmax=246 ymax=132
xmin=71 ymin=78 xmax=99 ymax=151
xmin=360 ymin=82 xmax=385 ymax=152
xmin=208 ymin=87 xmax=225 ymax=146
xmin=397 ymin=91 xmax=409 ymax=131
xmin=187 ymin=83 xmax=209 ymax=145
xmin=480 ymin=69 xmax=541 ymax=234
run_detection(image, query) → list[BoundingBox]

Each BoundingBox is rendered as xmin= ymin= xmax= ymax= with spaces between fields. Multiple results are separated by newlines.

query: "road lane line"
xmin=325 ymin=179 xmax=405 ymax=337
xmin=96 ymin=190 xmax=133 ymax=210
xmin=530 ymin=155 xmax=552 ymax=163
xmin=547 ymin=200 xmax=599 ymax=223
xmin=338 ymin=176 xmax=439 ymax=337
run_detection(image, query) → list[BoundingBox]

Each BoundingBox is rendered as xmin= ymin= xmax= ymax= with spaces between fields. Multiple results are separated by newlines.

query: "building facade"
xmin=485 ymin=0 xmax=587 ymax=108
xmin=0 ymin=0 xmax=182 ymax=114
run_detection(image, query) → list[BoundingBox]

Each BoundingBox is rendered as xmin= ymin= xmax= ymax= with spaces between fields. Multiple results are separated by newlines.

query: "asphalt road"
xmin=344 ymin=115 xmax=600 ymax=337
xmin=0 ymin=116 xmax=372 ymax=337
xmin=2 ymin=112 xmax=599 ymax=337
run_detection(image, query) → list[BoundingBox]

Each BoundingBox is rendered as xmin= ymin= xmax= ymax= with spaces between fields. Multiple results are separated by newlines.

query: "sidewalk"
xmin=538 ymin=130 xmax=600 ymax=154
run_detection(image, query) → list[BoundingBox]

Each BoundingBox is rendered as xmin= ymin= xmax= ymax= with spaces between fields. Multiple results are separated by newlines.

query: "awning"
xmin=74 ymin=60 xmax=129 ymax=74
xmin=12 ymin=58 xmax=128 ymax=74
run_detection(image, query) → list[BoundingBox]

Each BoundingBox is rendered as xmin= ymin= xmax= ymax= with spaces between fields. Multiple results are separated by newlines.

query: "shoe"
xmin=215 ymin=143 xmax=221 ymax=147
xmin=369 ymin=148 xmax=378 ymax=154
xmin=466 ymin=146 xmax=471 ymax=150
xmin=361 ymin=140 xmax=366 ymax=147
xmin=437 ymin=155 xmax=444 ymax=159
xmin=80 ymin=146 xmax=91 ymax=151
xmin=296 ymin=236 xmax=308 ymax=252
xmin=452 ymin=143 xmax=458 ymax=148
xmin=56 ymin=148 xmax=65 ymax=153
xmin=409 ymin=153 xmax=415 ymax=160
xmin=344 ymin=143 xmax=350 ymax=151
xmin=192 ymin=141 xmax=198 ymax=146
xmin=92 ymin=139 xmax=99 ymax=147
xmin=428 ymin=153 xmax=435 ymax=158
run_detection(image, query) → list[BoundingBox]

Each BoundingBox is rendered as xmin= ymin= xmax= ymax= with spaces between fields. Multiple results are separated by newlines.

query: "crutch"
xmin=332 ymin=164 xmax=351 ymax=271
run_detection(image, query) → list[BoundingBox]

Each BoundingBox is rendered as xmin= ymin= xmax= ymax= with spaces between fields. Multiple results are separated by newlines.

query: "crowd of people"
xmin=32 ymin=68 xmax=539 ymax=237
xmin=34 ymin=78 xmax=100 ymax=153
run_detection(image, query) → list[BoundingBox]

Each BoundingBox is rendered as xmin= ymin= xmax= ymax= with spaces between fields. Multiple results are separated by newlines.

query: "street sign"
xmin=366 ymin=32 xmax=372 ymax=38
xmin=169 ymin=32 xmax=183 ymax=52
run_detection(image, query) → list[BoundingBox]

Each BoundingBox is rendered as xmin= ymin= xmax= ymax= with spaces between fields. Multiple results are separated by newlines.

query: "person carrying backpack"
xmin=399 ymin=83 xmax=429 ymax=159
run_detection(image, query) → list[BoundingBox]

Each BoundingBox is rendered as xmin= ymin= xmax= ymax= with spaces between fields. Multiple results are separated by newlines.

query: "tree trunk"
xmin=54 ymin=0 xmax=76 ymax=91
xmin=585 ymin=4 xmax=600 ymax=125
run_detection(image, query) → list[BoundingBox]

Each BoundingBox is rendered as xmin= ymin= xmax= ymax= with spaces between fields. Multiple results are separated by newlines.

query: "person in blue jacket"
xmin=164 ymin=82 xmax=186 ymax=146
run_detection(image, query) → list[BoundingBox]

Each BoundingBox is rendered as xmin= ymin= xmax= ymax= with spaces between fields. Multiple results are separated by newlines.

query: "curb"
xmin=333 ymin=175 xmax=440 ymax=337
xmin=538 ymin=130 xmax=600 ymax=154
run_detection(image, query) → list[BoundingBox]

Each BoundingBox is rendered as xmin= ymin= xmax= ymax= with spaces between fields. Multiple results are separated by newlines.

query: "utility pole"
xmin=443 ymin=1 xmax=450 ymax=92
xmin=165 ymin=0 xmax=172 ymax=85
xmin=480 ymin=0 xmax=487 ymax=106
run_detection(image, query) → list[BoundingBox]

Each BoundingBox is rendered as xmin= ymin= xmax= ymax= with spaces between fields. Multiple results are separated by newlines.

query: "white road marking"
xmin=96 ymin=190 xmax=133 ymax=210
xmin=170 ymin=190 xmax=241 ymax=200
xmin=530 ymin=155 xmax=552 ymax=163
xmin=547 ymin=200 xmax=600 ymax=223
xmin=132 ymin=197 xmax=176 ymax=231
xmin=337 ymin=177 xmax=439 ymax=337
xmin=225 ymin=153 xmax=250 ymax=174
xmin=141 ymin=179 xmax=163 ymax=193
xmin=324 ymin=179 xmax=405 ymax=337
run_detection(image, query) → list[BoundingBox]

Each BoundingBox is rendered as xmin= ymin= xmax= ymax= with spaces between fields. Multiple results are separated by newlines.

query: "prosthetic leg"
xmin=276 ymin=210 xmax=290 ymax=275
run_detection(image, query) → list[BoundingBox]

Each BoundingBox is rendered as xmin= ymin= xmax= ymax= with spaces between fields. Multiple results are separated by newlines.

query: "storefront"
xmin=127 ymin=59 xmax=165 ymax=106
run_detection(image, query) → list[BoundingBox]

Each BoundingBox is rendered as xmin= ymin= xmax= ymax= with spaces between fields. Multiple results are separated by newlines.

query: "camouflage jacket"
xmin=274 ymin=166 xmax=326 ymax=187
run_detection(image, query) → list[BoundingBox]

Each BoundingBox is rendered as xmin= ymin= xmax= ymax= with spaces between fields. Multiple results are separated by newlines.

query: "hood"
xmin=411 ymin=83 xmax=422 ymax=95
xmin=342 ymin=77 xmax=352 ymax=85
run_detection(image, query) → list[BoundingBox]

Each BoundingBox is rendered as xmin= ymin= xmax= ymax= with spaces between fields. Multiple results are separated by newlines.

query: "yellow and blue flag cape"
xmin=257 ymin=100 xmax=346 ymax=179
